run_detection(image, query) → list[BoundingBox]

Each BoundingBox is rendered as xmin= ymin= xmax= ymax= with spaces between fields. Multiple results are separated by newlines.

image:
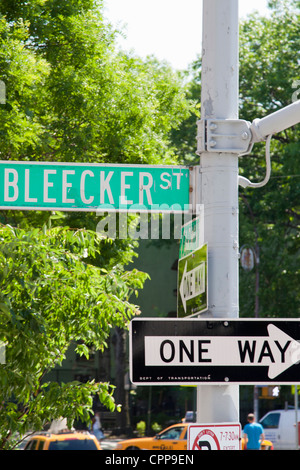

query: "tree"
xmin=0 ymin=0 xmax=193 ymax=447
xmin=0 ymin=15 xmax=49 ymax=160
xmin=0 ymin=0 xmax=192 ymax=165
xmin=238 ymin=0 xmax=300 ymax=318
xmin=0 ymin=223 xmax=148 ymax=449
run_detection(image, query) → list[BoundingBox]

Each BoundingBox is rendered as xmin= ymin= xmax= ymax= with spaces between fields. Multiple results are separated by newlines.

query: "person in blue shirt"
xmin=243 ymin=413 xmax=265 ymax=450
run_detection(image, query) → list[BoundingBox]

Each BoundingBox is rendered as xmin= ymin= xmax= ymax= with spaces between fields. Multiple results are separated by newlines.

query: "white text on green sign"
xmin=0 ymin=161 xmax=191 ymax=212
xmin=179 ymin=215 xmax=203 ymax=259
xmin=177 ymin=244 xmax=208 ymax=318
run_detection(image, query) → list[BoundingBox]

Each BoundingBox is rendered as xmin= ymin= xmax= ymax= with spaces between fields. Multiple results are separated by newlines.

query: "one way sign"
xmin=129 ymin=318 xmax=300 ymax=385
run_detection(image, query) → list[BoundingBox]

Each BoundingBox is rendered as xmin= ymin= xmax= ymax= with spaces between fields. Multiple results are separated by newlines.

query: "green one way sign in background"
xmin=0 ymin=161 xmax=191 ymax=213
xmin=177 ymin=244 xmax=208 ymax=318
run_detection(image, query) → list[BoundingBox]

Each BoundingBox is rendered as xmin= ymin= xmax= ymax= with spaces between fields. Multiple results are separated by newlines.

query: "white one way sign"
xmin=145 ymin=324 xmax=300 ymax=379
xmin=130 ymin=318 xmax=300 ymax=385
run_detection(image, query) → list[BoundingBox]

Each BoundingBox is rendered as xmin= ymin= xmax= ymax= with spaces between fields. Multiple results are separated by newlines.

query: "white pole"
xmin=196 ymin=0 xmax=240 ymax=423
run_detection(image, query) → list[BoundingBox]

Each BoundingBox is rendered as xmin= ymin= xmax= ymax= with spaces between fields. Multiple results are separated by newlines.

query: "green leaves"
xmin=0 ymin=0 xmax=192 ymax=448
xmin=171 ymin=0 xmax=300 ymax=318
xmin=0 ymin=17 xmax=49 ymax=159
xmin=0 ymin=224 xmax=147 ymax=448
xmin=238 ymin=1 xmax=300 ymax=318
xmin=0 ymin=2 xmax=193 ymax=165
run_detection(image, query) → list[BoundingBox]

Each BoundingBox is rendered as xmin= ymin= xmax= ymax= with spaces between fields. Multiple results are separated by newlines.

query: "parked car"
xmin=258 ymin=409 xmax=299 ymax=450
xmin=115 ymin=422 xmax=273 ymax=451
xmin=23 ymin=430 xmax=101 ymax=450
xmin=115 ymin=423 xmax=188 ymax=451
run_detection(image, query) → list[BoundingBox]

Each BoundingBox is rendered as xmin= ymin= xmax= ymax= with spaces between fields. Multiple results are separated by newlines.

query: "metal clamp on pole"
xmin=197 ymin=100 xmax=300 ymax=158
xmin=196 ymin=119 xmax=252 ymax=155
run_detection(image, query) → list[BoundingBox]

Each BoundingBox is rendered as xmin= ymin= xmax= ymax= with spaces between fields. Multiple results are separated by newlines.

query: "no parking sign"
xmin=188 ymin=423 xmax=241 ymax=450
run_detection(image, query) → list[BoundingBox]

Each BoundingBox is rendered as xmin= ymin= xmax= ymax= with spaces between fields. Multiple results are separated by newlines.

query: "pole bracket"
xmin=196 ymin=119 xmax=253 ymax=156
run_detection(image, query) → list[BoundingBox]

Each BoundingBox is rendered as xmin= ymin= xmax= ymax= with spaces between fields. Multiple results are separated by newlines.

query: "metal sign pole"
xmin=196 ymin=0 xmax=240 ymax=422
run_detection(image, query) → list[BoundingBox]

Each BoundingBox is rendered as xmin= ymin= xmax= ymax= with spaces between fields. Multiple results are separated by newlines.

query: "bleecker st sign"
xmin=129 ymin=318 xmax=300 ymax=385
xmin=0 ymin=161 xmax=191 ymax=212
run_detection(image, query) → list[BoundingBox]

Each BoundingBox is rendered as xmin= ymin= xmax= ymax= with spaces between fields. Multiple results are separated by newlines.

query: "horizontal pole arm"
xmin=250 ymin=100 xmax=300 ymax=142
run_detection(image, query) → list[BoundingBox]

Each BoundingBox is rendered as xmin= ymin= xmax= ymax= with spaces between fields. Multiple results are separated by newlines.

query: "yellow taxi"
xmin=115 ymin=423 xmax=188 ymax=451
xmin=23 ymin=430 xmax=101 ymax=450
xmin=115 ymin=423 xmax=274 ymax=451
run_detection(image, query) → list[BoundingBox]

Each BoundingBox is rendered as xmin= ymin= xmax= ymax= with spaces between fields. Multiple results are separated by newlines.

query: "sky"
xmin=103 ymin=0 xmax=270 ymax=70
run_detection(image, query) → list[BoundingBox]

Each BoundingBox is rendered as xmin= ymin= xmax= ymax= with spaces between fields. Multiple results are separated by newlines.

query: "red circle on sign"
xmin=192 ymin=429 xmax=221 ymax=450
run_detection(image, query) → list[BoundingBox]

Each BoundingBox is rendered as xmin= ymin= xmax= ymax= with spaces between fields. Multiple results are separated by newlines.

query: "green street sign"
xmin=179 ymin=216 xmax=202 ymax=259
xmin=0 ymin=161 xmax=191 ymax=212
xmin=177 ymin=244 xmax=208 ymax=318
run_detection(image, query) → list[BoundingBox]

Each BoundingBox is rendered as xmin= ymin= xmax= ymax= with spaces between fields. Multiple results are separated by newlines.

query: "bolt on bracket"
xmin=196 ymin=119 xmax=253 ymax=155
